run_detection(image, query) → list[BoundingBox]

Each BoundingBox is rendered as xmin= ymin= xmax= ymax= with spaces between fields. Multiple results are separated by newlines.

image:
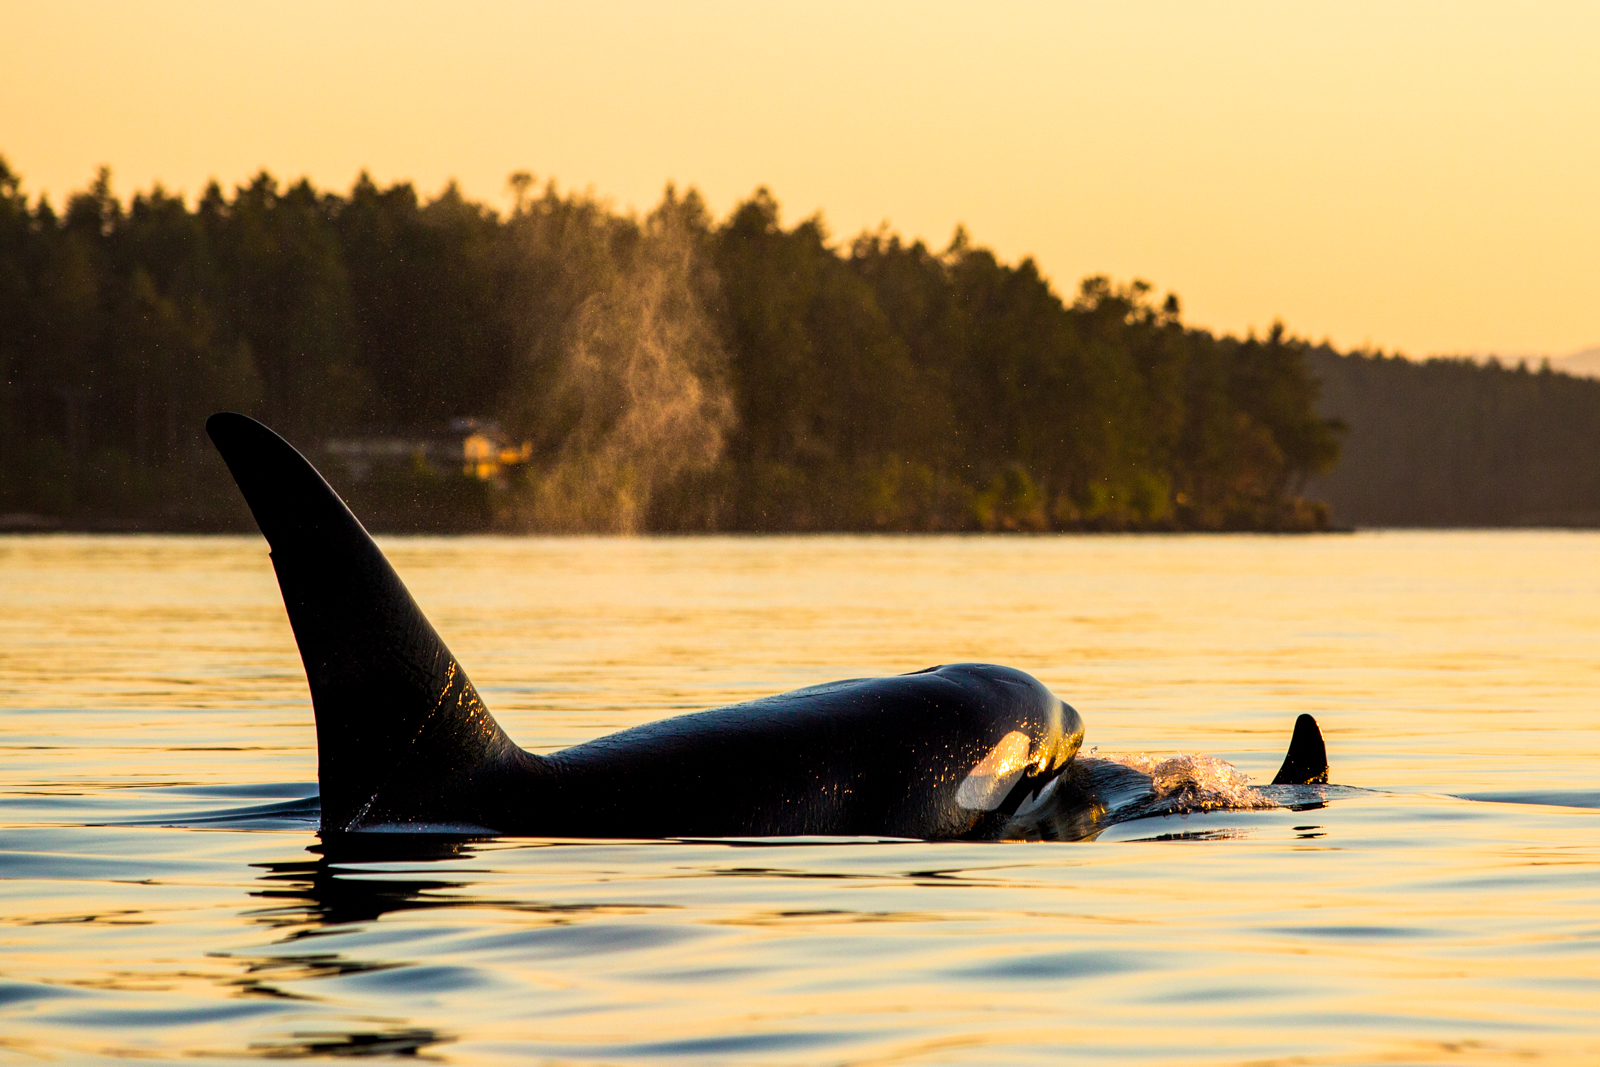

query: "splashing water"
xmin=1111 ymin=752 xmax=1278 ymax=813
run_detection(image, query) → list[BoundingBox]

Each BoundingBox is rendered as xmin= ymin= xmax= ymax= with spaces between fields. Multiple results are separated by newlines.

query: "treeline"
xmin=1306 ymin=349 xmax=1600 ymax=527
xmin=0 ymin=156 xmax=1344 ymax=533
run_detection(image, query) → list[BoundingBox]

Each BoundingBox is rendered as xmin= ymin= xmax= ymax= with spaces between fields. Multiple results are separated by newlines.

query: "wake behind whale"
xmin=205 ymin=413 xmax=1329 ymax=841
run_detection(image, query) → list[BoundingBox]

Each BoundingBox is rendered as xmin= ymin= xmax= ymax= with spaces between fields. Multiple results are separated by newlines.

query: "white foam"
xmin=1110 ymin=752 xmax=1277 ymax=813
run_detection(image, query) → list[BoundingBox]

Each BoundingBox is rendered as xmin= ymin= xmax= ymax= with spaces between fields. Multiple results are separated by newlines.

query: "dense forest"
xmin=0 ymin=156 xmax=1346 ymax=533
xmin=1306 ymin=350 xmax=1600 ymax=527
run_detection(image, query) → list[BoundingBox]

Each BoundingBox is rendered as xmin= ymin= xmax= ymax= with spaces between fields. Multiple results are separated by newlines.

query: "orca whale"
xmin=205 ymin=412 xmax=1329 ymax=841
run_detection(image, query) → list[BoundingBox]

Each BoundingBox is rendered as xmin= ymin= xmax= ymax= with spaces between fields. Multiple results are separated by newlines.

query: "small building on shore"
xmin=322 ymin=418 xmax=533 ymax=486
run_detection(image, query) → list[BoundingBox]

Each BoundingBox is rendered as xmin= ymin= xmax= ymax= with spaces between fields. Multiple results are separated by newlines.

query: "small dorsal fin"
xmin=206 ymin=413 xmax=526 ymax=831
xmin=1271 ymin=713 xmax=1329 ymax=785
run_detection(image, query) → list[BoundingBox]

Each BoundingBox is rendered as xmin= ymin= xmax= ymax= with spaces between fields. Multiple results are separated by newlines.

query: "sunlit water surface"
xmin=2 ymin=532 xmax=1597 ymax=1064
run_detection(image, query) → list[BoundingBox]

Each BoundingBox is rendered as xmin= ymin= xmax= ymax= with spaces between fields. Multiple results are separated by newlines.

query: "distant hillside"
xmin=1554 ymin=346 xmax=1600 ymax=379
xmin=1306 ymin=350 xmax=1600 ymax=527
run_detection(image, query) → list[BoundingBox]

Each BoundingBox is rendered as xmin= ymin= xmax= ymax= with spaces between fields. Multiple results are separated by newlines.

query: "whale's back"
xmin=207 ymin=413 xmax=1084 ymax=839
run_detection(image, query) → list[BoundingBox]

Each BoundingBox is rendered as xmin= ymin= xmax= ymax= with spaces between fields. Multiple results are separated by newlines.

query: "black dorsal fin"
xmin=1271 ymin=713 xmax=1329 ymax=785
xmin=206 ymin=413 xmax=527 ymax=831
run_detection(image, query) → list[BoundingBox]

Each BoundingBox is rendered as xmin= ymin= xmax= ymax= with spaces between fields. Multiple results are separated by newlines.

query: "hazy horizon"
xmin=5 ymin=1 xmax=1596 ymax=360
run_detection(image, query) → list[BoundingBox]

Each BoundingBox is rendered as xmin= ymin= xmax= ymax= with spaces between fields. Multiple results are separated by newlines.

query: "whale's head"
xmin=940 ymin=665 xmax=1082 ymax=818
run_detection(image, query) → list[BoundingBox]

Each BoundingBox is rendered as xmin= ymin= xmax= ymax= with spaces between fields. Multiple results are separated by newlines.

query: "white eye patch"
xmin=955 ymin=730 xmax=1033 ymax=811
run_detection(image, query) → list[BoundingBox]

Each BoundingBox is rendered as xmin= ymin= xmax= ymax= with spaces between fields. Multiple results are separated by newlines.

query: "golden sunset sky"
xmin=4 ymin=1 xmax=1596 ymax=358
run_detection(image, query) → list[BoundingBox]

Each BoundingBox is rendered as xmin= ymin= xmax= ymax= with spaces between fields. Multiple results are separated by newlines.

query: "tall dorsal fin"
xmin=206 ymin=413 xmax=526 ymax=831
xmin=1271 ymin=713 xmax=1329 ymax=785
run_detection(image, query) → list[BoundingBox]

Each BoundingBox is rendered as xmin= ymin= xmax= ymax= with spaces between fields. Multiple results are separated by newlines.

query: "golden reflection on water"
xmin=6 ymin=531 xmax=1594 ymax=787
xmin=1 ymin=531 xmax=1598 ymax=1064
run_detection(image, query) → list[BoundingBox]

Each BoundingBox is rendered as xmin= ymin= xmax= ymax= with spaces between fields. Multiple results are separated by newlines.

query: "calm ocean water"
xmin=2 ymin=531 xmax=1597 ymax=1064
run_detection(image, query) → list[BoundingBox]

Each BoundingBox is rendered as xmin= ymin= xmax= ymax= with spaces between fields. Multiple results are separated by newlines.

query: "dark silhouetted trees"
xmin=0 ymin=155 xmax=1350 ymax=532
